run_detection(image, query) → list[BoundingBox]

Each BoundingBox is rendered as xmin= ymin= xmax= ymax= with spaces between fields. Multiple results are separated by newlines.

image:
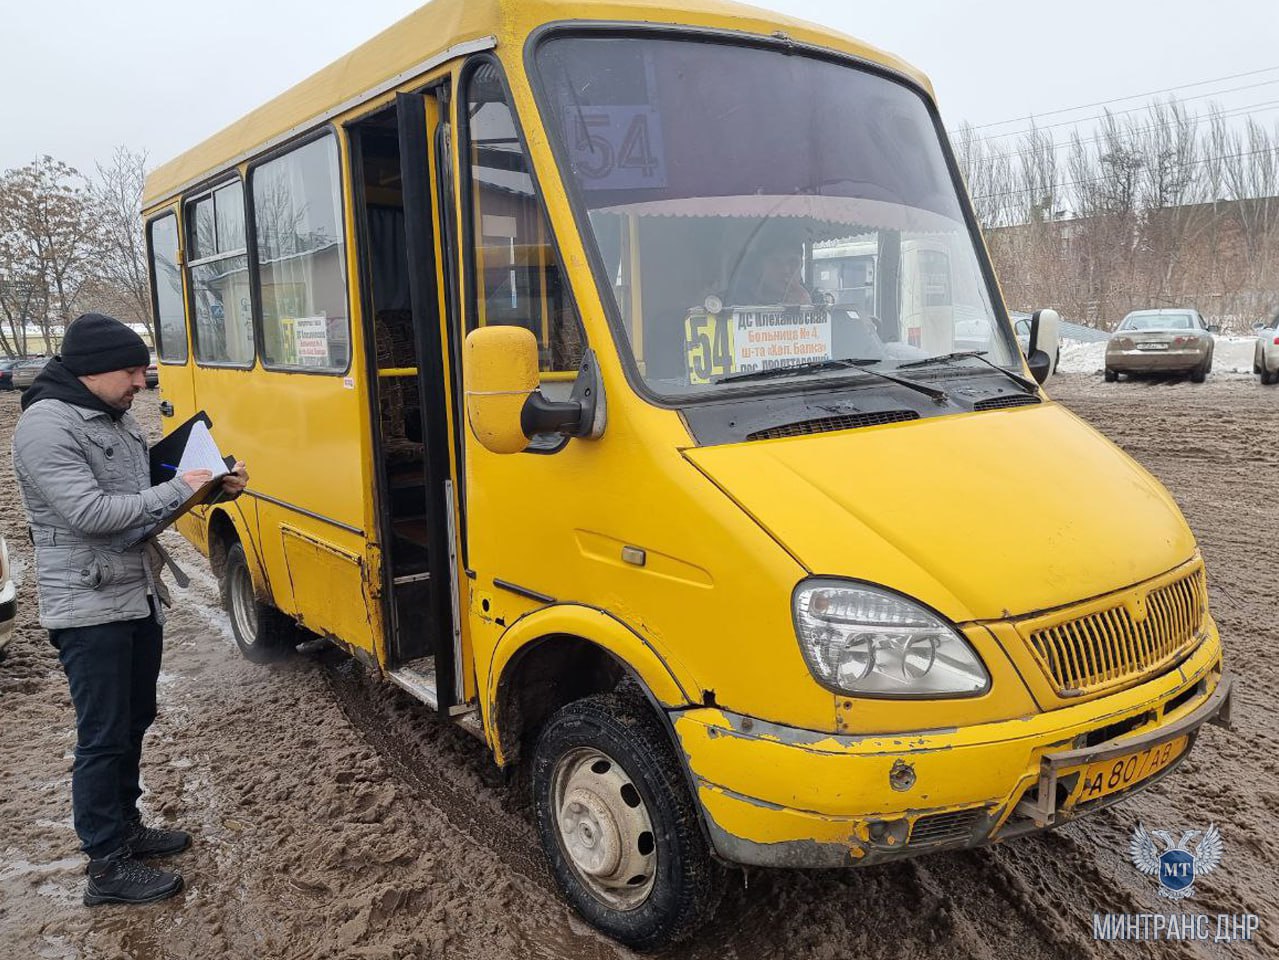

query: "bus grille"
xmin=1024 ymin=568 xmax=1207 ymax=696
xmin=909 ymin=808 xmax=984 ymax=846
xmin=747 ymin=410 xmax=918 ymax=441
xmin=973 ymin=394 xmax=1041 ymax=411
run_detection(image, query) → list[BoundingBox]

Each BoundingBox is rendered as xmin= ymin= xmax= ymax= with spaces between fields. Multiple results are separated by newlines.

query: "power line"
xmin=962 ymin=78 xmax=1279 ymax=144
xmin=961 ymin=99 xmax=1279 ymax=168
xmin=969 ymin=143 xmax=1279 ymax=204
xmin=952 ymin=64 xmax=1279 ymax=133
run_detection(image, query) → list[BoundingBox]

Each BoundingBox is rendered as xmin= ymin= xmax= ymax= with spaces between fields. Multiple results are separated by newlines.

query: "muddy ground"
xmin=1 ymin=372 xmax=1275 ymax=960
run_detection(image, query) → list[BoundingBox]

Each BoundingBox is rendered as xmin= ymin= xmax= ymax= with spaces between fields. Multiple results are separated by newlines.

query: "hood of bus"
xmin=684 ymin=401 xmax=1197 ymax=623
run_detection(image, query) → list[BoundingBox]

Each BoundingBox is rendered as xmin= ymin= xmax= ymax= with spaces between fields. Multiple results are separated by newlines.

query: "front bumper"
xmin=1107 ymin=348 xmax=1207 ymax=372
xmin=673 ymin=636 xmax=1229 ymax=868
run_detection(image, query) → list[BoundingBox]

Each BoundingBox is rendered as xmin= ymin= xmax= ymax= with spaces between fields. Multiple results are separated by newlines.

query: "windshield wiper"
xmin=893 ymin=351 xmax=1039 ymax=393
xmin=715 ymin=358 xmax=870 ymax=384
xmin=716 ymin=358 xmax=949 ymax=403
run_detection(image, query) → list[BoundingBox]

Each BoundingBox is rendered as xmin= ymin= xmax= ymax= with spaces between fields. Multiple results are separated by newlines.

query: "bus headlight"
xmin=792 ymin=579 xmax=989 ymax=697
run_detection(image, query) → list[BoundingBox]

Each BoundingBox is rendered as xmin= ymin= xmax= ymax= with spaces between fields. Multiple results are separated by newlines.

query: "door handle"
xmin=159 ymin=401 xmax=174 ymax=417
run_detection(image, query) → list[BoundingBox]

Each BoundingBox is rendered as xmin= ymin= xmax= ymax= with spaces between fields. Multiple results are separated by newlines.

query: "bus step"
xmin=393 ymin=572 xmax=431 ymax=585
xmin=387 ymin=657 xmax=438 ymax=710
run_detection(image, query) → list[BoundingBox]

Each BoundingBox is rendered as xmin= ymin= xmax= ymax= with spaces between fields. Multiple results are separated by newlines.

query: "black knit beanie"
xmin=61 ymin=313 xmax=151 ymax=376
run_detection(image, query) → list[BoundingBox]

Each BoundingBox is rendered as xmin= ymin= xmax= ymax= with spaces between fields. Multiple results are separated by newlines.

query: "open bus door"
xmin=351 ymin=88 xmax=467 ymax=714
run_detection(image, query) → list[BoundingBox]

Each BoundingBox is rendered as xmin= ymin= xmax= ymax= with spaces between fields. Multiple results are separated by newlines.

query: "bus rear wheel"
xmin=221 ymin=542 xmax=298 ymax=663
xmin=531 ymin=690 xmax=723 ymax=950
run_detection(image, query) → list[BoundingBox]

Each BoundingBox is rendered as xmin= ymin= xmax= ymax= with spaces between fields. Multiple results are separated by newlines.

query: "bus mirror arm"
xmin=519 ymin=348 xmax=606 ymax=441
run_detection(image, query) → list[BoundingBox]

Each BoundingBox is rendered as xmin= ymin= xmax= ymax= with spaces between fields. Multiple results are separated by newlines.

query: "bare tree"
xmin=0 ymin=156 xmax=100 ymax=353
xmin=90 ymin=146 xmax=154 ymax=341
xmin=1135 ymin=100 xmax=1200 ymax=308
xmin=954 ymin=122 xmax=1018 ymax=229
xmin=966 ymin=93 xmax=1279 ymax=331
xmin=1221 ymin=119 xmax=1278 ymax=321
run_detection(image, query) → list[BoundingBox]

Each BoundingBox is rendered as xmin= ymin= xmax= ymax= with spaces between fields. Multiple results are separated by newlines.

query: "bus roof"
xmin=142 ymin=0 xmax=931 ymax=210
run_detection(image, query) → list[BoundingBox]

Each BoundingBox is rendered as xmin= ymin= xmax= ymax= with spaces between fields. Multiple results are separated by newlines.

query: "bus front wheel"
xmin=221 ymin=542 xmax=298 ymax=663
xmin=531 ymin=690 xmax=723 ymax=950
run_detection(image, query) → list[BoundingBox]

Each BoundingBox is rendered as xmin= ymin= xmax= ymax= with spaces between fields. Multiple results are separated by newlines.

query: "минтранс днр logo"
xmin=1092 ymin=822 xmax=1257 ymax=942
xmin=1130 ymin=822 xmax=1224 ymax=900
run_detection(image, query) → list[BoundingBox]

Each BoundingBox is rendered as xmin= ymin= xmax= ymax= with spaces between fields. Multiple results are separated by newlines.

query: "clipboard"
xmin=126 ymin=411 xmax=238 ymax=547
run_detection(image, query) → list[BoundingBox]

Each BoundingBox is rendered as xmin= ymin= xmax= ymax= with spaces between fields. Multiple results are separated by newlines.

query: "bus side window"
xmin=465 ymin=65 xmax=584 ymax=374
xmin=251 ymin=134 xmax=350 ymax=372
xmin=148 ymin=213 xmax=187 ymax=363
xmin=186 ymin=181 xmax=255 ymax=366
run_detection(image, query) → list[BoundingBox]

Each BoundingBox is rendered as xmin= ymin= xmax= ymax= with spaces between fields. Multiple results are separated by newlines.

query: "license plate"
xmin=1076 ymin=735 xmax=1189 ymax=803
xmin=1137 ymin=342 xmax=1169 ymax=350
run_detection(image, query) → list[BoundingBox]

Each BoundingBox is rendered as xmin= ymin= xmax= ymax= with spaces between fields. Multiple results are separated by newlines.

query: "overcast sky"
xmin=2 ymin=0 xmax=1276 ymax=178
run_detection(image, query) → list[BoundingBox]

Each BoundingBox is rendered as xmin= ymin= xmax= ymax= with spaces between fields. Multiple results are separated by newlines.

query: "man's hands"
xmin=181 ymin=470 xmax=213 ymax=492
xmin=181 ymin=461 xmax=248 ymax=496
xmin=221 ymin=461 xmax=249 ymax=496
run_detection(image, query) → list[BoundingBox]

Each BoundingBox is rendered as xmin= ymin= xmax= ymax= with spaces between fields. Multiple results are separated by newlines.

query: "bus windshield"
xmin=534 ymin=35 xmax=1018 ymax=398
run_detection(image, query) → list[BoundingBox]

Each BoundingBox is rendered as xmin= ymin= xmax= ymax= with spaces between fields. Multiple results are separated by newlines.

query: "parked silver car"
xmin=1104 ymin=309 xmax=1216 ymax=383
xmin=11 ymin=356 xmax=50 ymax=390
xmin=0 ymin=537 xmax=15 ymax=661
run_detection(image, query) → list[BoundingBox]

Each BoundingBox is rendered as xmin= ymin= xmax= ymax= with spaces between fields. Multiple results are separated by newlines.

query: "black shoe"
xmin=84 ymin=850 xmax=184 ymax=906
xmin=125 ymin=820 xmax=193 ymax=858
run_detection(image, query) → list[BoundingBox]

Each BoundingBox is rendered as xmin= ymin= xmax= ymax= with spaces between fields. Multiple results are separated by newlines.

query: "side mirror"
xmin=1026 ymin=308 xmax=1060 ymax=385
xmin=464 ymin=326 xmax=605 ymax=455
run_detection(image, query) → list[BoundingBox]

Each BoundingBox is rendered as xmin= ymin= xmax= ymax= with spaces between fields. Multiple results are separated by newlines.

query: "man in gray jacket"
xmin=13 ymin=313 xmax=247 ymax=906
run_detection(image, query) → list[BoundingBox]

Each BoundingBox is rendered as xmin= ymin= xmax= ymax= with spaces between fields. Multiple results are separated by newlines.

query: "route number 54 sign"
xmin=566 ymin=106 xmax=667 ymax=191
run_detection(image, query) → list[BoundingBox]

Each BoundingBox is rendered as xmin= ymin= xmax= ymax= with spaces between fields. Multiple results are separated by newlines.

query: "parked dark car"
xmin=146 ymin=353 xmax=159 ymax=389
xmin=11 ymin=356 xmax=51 ymax=390
xmin=0 ymin=357 xmax=20 ymax=390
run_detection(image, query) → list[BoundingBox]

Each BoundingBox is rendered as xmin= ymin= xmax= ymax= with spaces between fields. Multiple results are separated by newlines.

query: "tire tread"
xmin=532 ymin=689 xmax=723 ymax=950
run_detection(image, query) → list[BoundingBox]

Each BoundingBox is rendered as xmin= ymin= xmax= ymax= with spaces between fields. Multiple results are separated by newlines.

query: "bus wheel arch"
xmin=494 ymin=635 xmax=627 ymax=767
xmin=486 ymin=608 xmax=694 ymax=769
xmin=207 ymin=508 xmax=239 ymax=579
xmin=207 ymin=508 xmax=297 ymax=662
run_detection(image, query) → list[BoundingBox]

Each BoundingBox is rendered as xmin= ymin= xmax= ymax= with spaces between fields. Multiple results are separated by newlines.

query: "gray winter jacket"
xmin=12 ymin=399 xmax=192 ymax=629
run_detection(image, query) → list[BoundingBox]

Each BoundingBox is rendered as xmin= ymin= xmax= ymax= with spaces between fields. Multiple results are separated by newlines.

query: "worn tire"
xmin=220 ymin=542 xmax=298 ymax=663
xmin=1190 ymin=360 xmax=1207 ymax=383
xmin=531 ymin=690 xmax=723 ymax=950
xmin=1103 ymin=366 xmax=1118 ymax=383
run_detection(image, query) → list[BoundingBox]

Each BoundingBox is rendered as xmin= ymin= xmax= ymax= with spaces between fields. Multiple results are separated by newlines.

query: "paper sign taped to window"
xmin=684 ymin=307 xmax=832 ymax=383
xmin=293 ymin=315 xmax=330 ymax=367
xmin=730 ymin=307 xmax=832 ymax=374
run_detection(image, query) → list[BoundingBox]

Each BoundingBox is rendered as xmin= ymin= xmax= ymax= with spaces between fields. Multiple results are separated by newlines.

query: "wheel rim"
xmin=229 ymin=561 xmax=258 ymax=646
xmin=550 ymin=747 xmax=657 ymax=910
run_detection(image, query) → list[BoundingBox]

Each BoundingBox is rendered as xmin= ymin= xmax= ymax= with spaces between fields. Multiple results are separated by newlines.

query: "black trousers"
xmin=50 ymin=605 xmax=163 ymax=860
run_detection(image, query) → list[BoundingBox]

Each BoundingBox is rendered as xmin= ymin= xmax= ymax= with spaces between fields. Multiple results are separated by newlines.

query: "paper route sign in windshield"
xmin=684 ymin=306 xmax=833 ymax=383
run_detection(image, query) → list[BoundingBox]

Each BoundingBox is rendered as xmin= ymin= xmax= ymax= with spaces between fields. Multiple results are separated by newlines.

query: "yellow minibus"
xmin=142 ymin=0 xmax=1232 ymax=947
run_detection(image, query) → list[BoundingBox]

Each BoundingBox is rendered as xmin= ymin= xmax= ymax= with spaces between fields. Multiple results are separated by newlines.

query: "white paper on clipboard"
xmin=175 ymin=421 xmax=229 ymax=479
